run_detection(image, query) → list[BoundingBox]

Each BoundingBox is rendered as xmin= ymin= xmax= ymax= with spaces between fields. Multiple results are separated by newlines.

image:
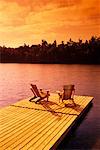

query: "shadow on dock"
xmin=11 ymin=100 xmax=81 ymax=120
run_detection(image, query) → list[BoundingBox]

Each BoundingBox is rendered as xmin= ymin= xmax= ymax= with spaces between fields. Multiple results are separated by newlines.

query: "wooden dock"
xmin=0 ymin=94 xmax=93 ymax=150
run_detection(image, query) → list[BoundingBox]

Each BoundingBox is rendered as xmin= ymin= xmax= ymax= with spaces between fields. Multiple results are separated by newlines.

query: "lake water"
xmin=0 ymin=64 xmax=100 ymax=149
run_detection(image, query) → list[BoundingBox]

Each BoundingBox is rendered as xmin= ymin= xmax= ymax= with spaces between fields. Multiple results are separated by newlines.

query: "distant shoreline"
xmin=0 ymin=36 xmax=100 ymax=64
xmin=0 ymin=62 xmax=100 ymax=64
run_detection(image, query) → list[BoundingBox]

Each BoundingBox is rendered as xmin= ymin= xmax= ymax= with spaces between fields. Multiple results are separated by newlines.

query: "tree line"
xmin=0 ymin=36 xmax=100 ymax=64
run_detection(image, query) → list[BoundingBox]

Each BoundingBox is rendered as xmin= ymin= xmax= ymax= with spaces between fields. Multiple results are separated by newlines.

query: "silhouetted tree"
xmin=0 ymin=36 xmax=100 ymax=64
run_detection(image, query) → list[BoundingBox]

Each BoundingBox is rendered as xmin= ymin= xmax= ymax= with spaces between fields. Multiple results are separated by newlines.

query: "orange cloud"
xmin=0 ymin=0 xmax=99 ymax=47
xmin=2 ymin=0 xmax=81 ymax=6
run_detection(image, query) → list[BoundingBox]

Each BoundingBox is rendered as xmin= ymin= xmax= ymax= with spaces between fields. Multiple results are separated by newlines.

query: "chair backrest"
xmin=63 ymin=84 xmax=75 ymax=100
xmin=30 ymin=84 xmax=41 ymax=97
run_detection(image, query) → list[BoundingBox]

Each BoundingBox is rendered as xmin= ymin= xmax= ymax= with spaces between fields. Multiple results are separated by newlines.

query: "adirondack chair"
xmin=29 ymin=84 xmax=50 ymax=103
xmin=57 ymin=84 xmax=76 ymax=106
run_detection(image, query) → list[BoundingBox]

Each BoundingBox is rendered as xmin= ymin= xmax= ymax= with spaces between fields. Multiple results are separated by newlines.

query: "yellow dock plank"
xmin=15 ymin=108 xmax=74 ymax=149
xmin=2 ymin=106 xmax=70 ymax=149
xmin=0 ymin=94 xmax=93 ymax=150
xmin=39 ymin=97 xmax=91 ymax=150
xmin=28 ymin=96 xmax=87 ymax=150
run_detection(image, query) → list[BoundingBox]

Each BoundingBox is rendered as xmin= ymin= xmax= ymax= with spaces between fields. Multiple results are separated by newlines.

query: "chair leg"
xmin=59 ymin=97 xmax=60 ymax=103
xmin=71 ymin=98 xmax=76 ymax=106
xmin=58 ymin=93 xmax=62 ymax=103
xmin=46 ymin=91 xmax=50 ymax=101
xmin=47 ymin=96 xmax=49 ymax=101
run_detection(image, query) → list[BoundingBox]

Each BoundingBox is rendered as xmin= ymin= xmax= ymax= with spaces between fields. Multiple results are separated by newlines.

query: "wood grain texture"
xmin=0 ymin=94 xmax=93 ymax=150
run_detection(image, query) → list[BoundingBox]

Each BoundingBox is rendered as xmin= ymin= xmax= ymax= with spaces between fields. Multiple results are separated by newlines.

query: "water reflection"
xmin=0 ymin=64 xmax=100 ymax=107
xmin=0 ymin=64 xmax=100 ymax=149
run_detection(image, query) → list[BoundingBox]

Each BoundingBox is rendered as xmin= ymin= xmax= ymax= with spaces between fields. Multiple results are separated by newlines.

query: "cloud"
xmin=1 ymin=0 xmax=82 ymax=13
xmin=1 ymin=0 xmax=99 ymax=28
xmin=1 ymin=0 xmax=32 ymax=6
xmin=0 ymin=0 xmax=99 ymax=47
xmin=0 ymin=1 xmax=31 ymax=27
xmin=0 ymin=0 xmax=82 ymax=28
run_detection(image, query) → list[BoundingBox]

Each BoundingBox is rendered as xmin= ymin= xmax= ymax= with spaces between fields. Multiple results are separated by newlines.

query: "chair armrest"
xmin=56 ymin=91 xmax=63 ymax=96
xmin=46 ymin=90 xmax=50 ymax=96
xmin=40 ymin=89 xmax=46 ymax=95
xmin=39 ymin=89 xmax=50 ymax=97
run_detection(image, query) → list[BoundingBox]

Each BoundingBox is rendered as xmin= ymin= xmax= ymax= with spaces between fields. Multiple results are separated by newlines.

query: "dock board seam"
xmin=10 ymin=104 xmax=78 ymax=116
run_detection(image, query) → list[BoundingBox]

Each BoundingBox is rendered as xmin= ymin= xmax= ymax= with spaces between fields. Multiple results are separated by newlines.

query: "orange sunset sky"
xmin=0 ymin=0 xmax=100 ymax=47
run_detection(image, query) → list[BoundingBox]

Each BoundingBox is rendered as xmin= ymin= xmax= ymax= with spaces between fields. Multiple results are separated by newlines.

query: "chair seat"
xmin=29 ymin=97 xmax=40 ymax=103
xmin=30 ymin=84 xmax=50 ymax=103
xmin=57 ymin=85 xmax=76 ymax=106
